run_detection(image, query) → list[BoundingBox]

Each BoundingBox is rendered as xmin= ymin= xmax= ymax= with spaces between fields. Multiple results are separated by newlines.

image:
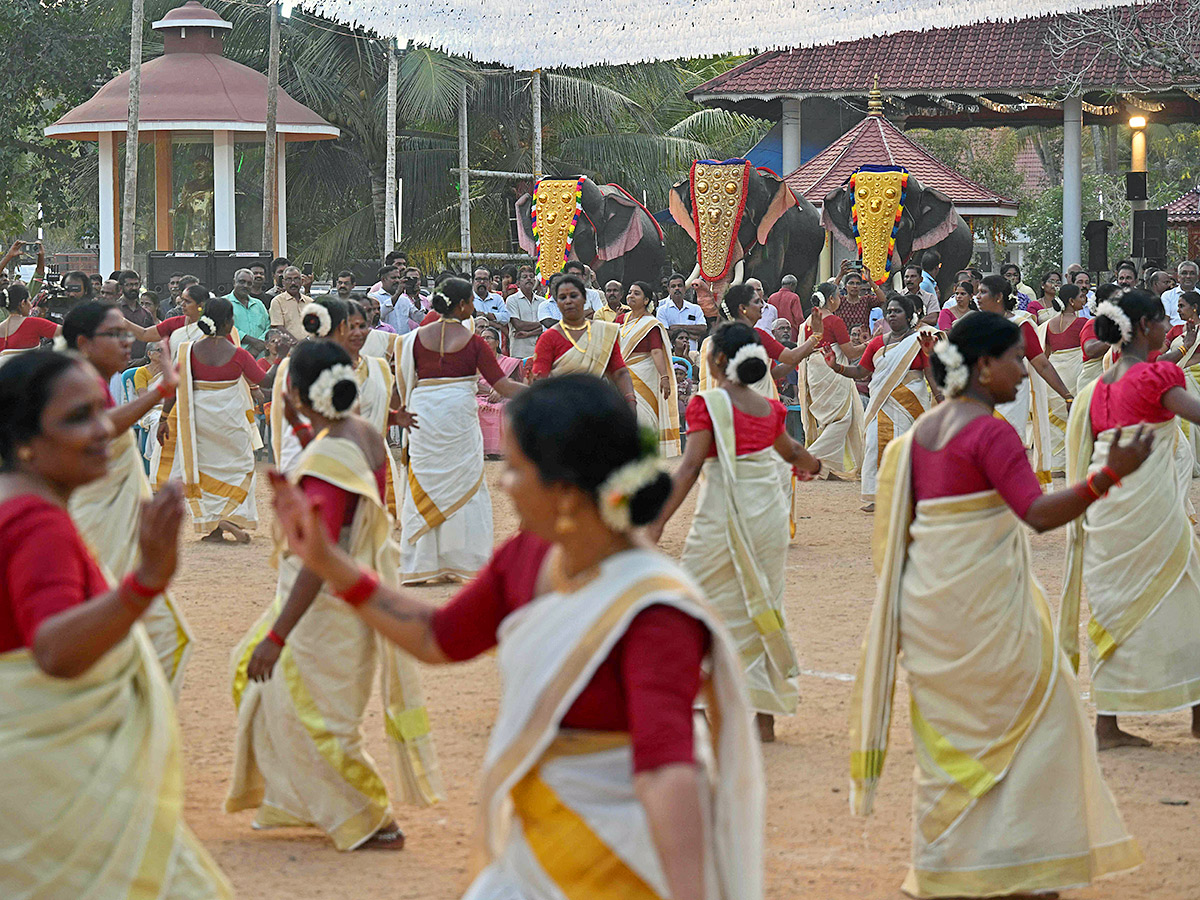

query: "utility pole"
xmin=120 ymin=0 xmax=144 ymax=268
xmin=384 ymin=39 xmax=398 ymax=255
xmin=262 ymin=0 xmax=280 ymax=254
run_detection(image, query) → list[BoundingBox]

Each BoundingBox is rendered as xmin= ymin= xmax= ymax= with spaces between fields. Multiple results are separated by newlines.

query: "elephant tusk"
xmin=730 ymin=259 xmax=745 ymax=286
xmin=686 ymin=262 xmax=701 ymax=286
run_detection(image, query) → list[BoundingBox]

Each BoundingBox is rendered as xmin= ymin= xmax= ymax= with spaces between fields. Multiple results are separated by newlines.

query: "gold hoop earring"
xmin=555 ymin=513 xmax=577 ymax=536
xmin=17 ymin=447 xmax=32 ymax=463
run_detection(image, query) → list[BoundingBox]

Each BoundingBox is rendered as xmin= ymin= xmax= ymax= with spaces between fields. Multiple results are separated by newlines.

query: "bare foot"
xmin=756 ymin=713 xmax=775 ymax=743
xmin=200 ymin=528 xmax=225 ymax=543
xmin=221 ymin=521 xmax=251 ymax=544
xmin=860 ymin=502 xmax=875 ymax=513
xmin=825 ymin=471 xmax=845 ymax=482
xmin=1097 ymin=715 xmax=1152 ymax=750
xmin=359 ymin=822 xmax=405 ymax=851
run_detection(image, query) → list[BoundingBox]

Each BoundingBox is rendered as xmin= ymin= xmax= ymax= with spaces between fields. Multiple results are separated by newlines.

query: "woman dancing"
xmin=153 ymin=296 xmax=265 ymax=543
xmin=1163 ymin=291 xmax=1200 ymax=475
xmin=63 ymin=302 xmax=194 ymax=693
xmin=475 ymin=325 xmax=522 ymax=458
xmin=617 ymin=281 xmax=681 ymax=457
xmin=343 ymin=299 xmax=404 ymax=515
xmin=1062 ymin=290 xmax=1200 ymax=748
xmin=975 ymin=274 xmax=1073 ymax=483
xmin=228 ymin=341 xmax=441 ymax=850
xmin=1077 ymin=283 xmax=1122 ymax=391
xmin=1040 ymin=283 xmax=1088 ymax=470
xmin=853 ymin=312 xmax=1145 ymax=898
xmin=798 ymin=284 xmax=865 ymax=478
xmin=396 ymin=277 xmax=522 ymax=584
xmin=268 ymin=373 xmax=763 ymax=900
xmin=652 ymin=323 xmax=821 ymax=742
xmin=126 ymin=283 xmax=238 ymax=361
xmin=824 ymin=292 xmax=938 ymax=511
xmin=935 ymin=280 xmax=974 ymax=331
xmin=0 ymin=351 xmax=231 ymax=899
xmin=529 ymin=274 xmax=634 ymax=398
xmin=0 ymin=284 xmax=60 ymax=364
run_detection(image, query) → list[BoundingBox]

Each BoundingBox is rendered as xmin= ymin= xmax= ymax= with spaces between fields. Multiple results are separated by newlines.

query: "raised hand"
xmin=917 ymin=331 xmax=936 ymax=355
xmin=821 ymin=345 xmax=837 ymax=366
xmin=1105 ymin=425 xmax=1154 ymax=480
xmin=809 ymin=307 xmax=824 ymax=335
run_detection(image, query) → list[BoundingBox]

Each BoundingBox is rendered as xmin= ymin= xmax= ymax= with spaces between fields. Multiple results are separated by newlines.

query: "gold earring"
xmin=979 ymin=369 xmax=992 ymax=386
xmin=17 ymin=447 xmax=32 ymax=462
xmin=555 ymin=513 xmax=576 ymax=535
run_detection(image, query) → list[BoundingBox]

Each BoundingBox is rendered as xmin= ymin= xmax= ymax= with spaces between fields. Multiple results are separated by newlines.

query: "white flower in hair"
xmin=724 ymin=343 xmax=770 ymax=384
xmin=1095 ymin=300 xmax=1132 ymax=344
xmin=198 ymin=315 xmax=216 ymax=334
xmin=933 ymin=339 xmax=969 ymax=397
xmin=307 ymin=363 xmax=357 ymax=420
xmin=597 ymin=456 xmax=662 ymax=533
xmin=302 ymin=302 xmax=332 ymax=337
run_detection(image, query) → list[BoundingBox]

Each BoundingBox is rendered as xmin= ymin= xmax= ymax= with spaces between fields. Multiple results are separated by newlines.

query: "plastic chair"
xmin=121 ymin=368 xmax=150 ymax=473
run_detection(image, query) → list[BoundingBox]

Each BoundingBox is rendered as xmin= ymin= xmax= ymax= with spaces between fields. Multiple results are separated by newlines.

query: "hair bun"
xmin=431 ymin=291 xmax=454 ymax=316
xmin=197 ymin=315 xmax=217 ymax=336
xmin=628 ymin=470 xmax=673 ymax=527
xmin=331 ymin=378 xmax=357 ymax=413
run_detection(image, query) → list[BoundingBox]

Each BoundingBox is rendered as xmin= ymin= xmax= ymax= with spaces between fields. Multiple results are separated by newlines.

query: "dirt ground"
xmin=172 ymin=461 xmax=1200 ymax=899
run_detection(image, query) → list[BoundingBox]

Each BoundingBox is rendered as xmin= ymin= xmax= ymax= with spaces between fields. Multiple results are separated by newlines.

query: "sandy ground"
xmin=171 ymin=461 xmax=1200 ymax=899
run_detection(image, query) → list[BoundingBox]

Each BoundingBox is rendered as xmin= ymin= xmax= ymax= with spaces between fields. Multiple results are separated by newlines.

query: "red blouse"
xmin=615 ymin=315 xmax=664 ymax=354
xmin=685 ymin=394 xmax=786 ymax=458
xmin=0 ymin=496 xmax=109 ymax=653
xmin=758 ymin=330 xmax=788 ymax=362
xmin=0 ymin=316 xmax=57 ymax=351
xmin=430 ymin=532 xmax=709 ymax=773
xmin=191 ymin=347 xmax=266 ymax=384
xmin=1090 ymin=361 xmax=1184 ymax=435
xmin=912 ymin=415 xmax=1043 ymax=520
xmin=157 ymin=316 xmax=236 ymax=344
xmin=530 ymin=327 xmax=627 ymax=378
xmin=1043 ymin=317 xmax=1086 ymax=353
xmin=859 ymin=335 xmax=928 ymax=372
xmin=413 ymin=332 xmax=507 ymax=384
xmin=803 ymin=313 xmax=851 ymax=351
xmin=1017 ymin=320 xmax=1043 ymax=359
xmin=1079 ymin=319 xmax=1102 ymax=361
xmin=300 ymin=465 xmax=388 ymax=537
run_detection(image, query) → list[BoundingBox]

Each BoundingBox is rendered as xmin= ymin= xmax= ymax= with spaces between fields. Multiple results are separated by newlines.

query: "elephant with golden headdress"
xmin=669 ymin=159 xmax=824 ymax=311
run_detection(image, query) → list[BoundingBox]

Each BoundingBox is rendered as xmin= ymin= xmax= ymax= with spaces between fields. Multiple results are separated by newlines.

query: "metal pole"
xmin=263 ymin=0 xmax=280 ymax=254
xmin=458 ymin=83 xmax=471 ymax=262
xmin=1062 ymin=97 xmax=1083 ymax=268
xmin=120 ymin=0 xmax=144 ymax=268
xmin=384 ymin=39 xmax=398 ymax=254
xmin=1130 ymin=124 xmax=1148 ymax=214
xmin=531 ymin=69 xmax=543 ymax=180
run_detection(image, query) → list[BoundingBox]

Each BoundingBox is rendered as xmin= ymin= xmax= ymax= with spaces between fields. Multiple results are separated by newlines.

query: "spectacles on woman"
xmin=95 ymin=330 xmax=134 ymax=342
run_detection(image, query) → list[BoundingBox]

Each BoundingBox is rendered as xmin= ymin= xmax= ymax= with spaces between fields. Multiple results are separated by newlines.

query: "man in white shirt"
xmin=472 ymin=266 xmax=511 ymax=335
xmin=1161 ymin=261 xmax=1198 ymax=325
xmin=747 ymin=278 xmax=778 ymax=333
xmin=563 ymin=260 xmax=604 ymax=313
xmin=373 ymin=266 xmax=421 ymax=335
xmin=902 ymin=263 xmax=940 ymax=325
xmin=505 ymin=264 xmax=544 ymax=358
xmin=657 ymin=272 xmax=706 ymax=352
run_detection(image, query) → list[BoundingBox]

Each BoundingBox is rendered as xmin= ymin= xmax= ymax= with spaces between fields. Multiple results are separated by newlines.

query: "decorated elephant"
xmin=515 ymin=177 xmax=665 ymax=288
xmin=821 ymin=166 xmax=972 ymax=299
xmin=668 ymin=160 xmax=824 ymax=308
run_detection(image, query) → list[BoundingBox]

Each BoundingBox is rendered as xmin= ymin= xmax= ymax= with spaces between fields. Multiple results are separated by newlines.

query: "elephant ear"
xmin=822 ymin=183 xmax=857 ymax=251
xmin=755 ymin=168 xmax=797 ymax=247
xmin=515 ymin=192 xmax=536 ymax=256
xmin=594 ymin=185 xmax=645 ymax=262
xmin=669 ymin=179 xmax=698 ymax=242
xmin=909 ymin=176 xmax=958 ymax=252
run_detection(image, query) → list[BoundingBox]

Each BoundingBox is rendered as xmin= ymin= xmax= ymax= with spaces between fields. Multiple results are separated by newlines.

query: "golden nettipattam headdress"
xmin=531 ymin=177 xmax=586 ymax=285
xmin=850 ymin=165 xmax=908 ymax=285
xmin=689 ymin=159 xmax=751 ymax=281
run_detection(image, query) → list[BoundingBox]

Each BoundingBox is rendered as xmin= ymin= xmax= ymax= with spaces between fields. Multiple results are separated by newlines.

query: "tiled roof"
xmin=1167 ymin=187 xmax=1200 ymax=225
xmin=785 ymin=114 xmax=1019 ymax=214
xmin=1013 ymin=140 xmax=1052 ymax=195
xmin=692 ymin=5 xmax=1182 ymax=99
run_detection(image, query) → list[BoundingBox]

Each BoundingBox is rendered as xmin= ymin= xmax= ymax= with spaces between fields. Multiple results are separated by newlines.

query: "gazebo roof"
xmin=690 ymin=3 xmax=1200 ymax=128
xmin=785 ymin=108 xmax=1019 ymax=216
xmin=1167 ymin=187 xmax=1200 ymax=226
xmin=45 ymin=1 xmax=336 ymax=142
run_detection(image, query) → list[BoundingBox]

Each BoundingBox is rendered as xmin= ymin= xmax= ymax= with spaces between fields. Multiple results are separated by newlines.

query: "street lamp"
xmin=1128 ymin=115 xmax=1148 ymax=213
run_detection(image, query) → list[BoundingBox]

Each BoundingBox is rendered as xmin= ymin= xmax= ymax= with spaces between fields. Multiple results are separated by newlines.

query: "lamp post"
xmin=1129 ymin=115 xmax=1147 ymax=213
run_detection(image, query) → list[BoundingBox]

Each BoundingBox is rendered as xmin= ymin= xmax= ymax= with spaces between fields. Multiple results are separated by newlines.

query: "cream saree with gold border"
xmin=619 ymin=315 xmax=681 ymax=458
xmin=1170 ymin=332 xmax=1200 ymax=477
xmin=681 ymin=389 xmax=798 ymax=715
xmin=996 ymin=311 xmax=1052 ymax=484
xmin=152 ymin=341 xmax=261 ymax=532
xmin=355 ymin=353 xmax=400 ymax=518
xmin=852 ymin=431 xmax=1140 ymax=898
xmin=464 ymin=548 xmax=763 ymax=900
xmin=861 ymin=330 xmax=934 ymax=502
xmin=0 ymin=628 xmax=231 ymax=899
xmin=1039 ymin=318 xmax=1085 ymax=473
xmin=227 ymin=433 xmax=443 ymax=849
xmin=70 ymin=428 xmax=194 ymax=695
xmin=798 ymin=332 xmax=864 ymax=477
xmin=395 ymin=333 xmax=492 ymax=584
xmin=549 ymin=320 xmax=620 ymax=377
xmin=1061 ymin=383 xmax=1200 ymax=714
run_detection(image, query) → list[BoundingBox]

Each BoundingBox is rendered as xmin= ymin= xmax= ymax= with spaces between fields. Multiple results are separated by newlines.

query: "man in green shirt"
xmin=224 ymin=267 xmax=270 ymax=355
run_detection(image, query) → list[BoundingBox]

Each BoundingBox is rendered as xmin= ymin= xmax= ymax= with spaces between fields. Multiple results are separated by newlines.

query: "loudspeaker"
xmin=1125 ymin=171 xmax=1148 ymax=201
xmin=212 ymin=251 xmax=272 ymax=297
xmin=1084 ymin=220 xmax=1112 ymax=272
xmin=146 ymin=251 xmax=212 ymax=297
xmin=1132 ymin=209 xmax=1168 ymax=259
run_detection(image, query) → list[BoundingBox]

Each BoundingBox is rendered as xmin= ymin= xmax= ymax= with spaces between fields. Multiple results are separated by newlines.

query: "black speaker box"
xmin=1132 ymin=209 xmax=1168 ymax=259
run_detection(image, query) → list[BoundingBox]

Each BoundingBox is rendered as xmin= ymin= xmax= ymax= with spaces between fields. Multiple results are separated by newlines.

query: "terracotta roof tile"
xmin=1167 ymin=187 xmax=1200 ymax=225
xmin=785 ymin=115 xmax=1019 ymax=213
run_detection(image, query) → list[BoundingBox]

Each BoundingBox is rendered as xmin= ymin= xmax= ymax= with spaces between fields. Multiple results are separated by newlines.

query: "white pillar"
xmin=531 ymin=69 xmax=543 ymax=180
xmin=99 ymin=132 xmax=117 ymax=276
xmin=458 ymin=84 xmax=471 ymax=258
xmin=1062 ymin=97 xmax=1083 ymax=268
xmin=781 ymin=98 xmax=802 ymax=174
xmin=276 ymin=140 xmax=287 ymax=257
xmin=384 ymin=40 xmax=398 ymax=252
xmin=213 ymin=130 xmax=236 ymax=250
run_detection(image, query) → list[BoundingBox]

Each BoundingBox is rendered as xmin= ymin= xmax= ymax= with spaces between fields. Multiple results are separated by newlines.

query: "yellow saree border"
xmin=551 ymin=320 xmax=620 ymax=376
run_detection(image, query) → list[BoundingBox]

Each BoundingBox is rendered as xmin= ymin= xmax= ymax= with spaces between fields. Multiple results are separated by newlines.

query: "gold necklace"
xmin=561 ymin=320 xmax=591 ymax=353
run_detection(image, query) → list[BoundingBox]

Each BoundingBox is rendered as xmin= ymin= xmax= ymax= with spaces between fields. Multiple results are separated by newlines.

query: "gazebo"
xmin=44 ymin=1 xmax=338 ymax=275
xmin=689 ymin=3 xmax=1199 ymax=269
xmin=1166 ymin=187 xmax=1200 ymax=260
xmin=786 ymin=90 xmax=1018 ymax=274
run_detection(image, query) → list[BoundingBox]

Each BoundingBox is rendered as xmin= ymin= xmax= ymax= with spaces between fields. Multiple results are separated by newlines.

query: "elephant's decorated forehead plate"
xmin=531 ymin=177 xmax=585 ymax=285
xmin=690 ymin=160 xmax=750 ymax=281
xmin=849 ymin=165 xmax=908 ymax=284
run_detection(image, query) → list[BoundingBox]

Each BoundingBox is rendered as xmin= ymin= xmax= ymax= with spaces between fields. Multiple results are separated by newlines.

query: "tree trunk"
xmin=262 ymin=2 xmax=280 ymax=254
xmin=383 ymin=40 xmax=397 ymax=258
xmin=370 ymin=167 xmax=387 ymax=259
xmin=120 ymin=0 xmax=144 ymax=269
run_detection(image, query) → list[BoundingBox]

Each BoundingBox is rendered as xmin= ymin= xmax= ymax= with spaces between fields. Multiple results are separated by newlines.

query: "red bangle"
xmin=338 ymin=569 xmax=381 ymax=607
xmin=266 ymin=629 xmax=286 ymax=648
xmin=1100 ymin=465 xmax=1122 ymax=488
xmin=122 ymin=570 xmax=162 ymax=599
xmin=155 ymin=381 xmax=175 ymax=400
xmin=1085 ymin=472 xmax=1107 ymax=500
xmin=1073 ymin=481 xmax=1099 ymax=503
